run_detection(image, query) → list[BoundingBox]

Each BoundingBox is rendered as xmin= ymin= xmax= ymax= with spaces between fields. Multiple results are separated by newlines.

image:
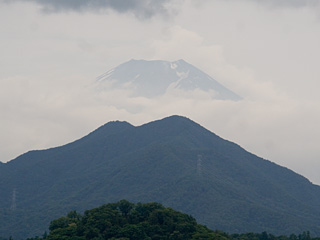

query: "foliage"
xmin=12 ymin=201 xmax=320 ymax=240
xmin=26 ymin=200 xmax=216 ymax=240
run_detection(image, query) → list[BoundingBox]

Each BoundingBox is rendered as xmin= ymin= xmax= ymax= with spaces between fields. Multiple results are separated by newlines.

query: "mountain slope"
xmin=96 ymin=59 xmax=242 ymax=100
xmin=1 ymin=116 xmax=320 ymax=239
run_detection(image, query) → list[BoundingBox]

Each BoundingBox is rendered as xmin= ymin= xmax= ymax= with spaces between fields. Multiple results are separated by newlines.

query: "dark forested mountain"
xmin=1 ymin=116 xmax=320 ymax=239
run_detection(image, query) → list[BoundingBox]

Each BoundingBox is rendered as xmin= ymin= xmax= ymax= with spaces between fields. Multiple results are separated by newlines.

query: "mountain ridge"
xmin=1 ymin=115 xmax=320 ymax=239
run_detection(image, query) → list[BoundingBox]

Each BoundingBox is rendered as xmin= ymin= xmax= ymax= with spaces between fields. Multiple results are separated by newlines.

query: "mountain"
xmin=96 ymin=59 xmax=242 ymax=100
xmin=1 ymin=116 xmax=320 ymax=239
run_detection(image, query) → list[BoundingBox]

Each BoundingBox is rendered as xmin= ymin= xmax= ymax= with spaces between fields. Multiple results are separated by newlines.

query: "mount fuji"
xmin=96 ymin=59 xmax=241 ymax=101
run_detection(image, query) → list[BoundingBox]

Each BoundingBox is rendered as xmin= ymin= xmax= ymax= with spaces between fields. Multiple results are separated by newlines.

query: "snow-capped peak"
xmin=96 ymin=59 xmax=241 ymax=100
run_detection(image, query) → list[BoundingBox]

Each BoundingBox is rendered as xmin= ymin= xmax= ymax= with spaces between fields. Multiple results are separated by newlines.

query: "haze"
xmin=1 ymin=0 xmax=320 ymax=184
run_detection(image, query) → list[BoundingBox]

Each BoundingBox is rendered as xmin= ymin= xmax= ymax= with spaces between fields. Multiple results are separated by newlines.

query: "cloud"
xmin=150 ymin=25 xmax=282 ymax=102
xmin=1 ymin=0 xmax=320 ymax=187
xmin=90 ymin=79 xmax=320 ymax=185
xmin=1 ymin=56 xmax=320 ymax=185
xmin=1 ymin=0 xmax=176 ymax=18
xmin=229 ymin=0 xmax=320 ymax=8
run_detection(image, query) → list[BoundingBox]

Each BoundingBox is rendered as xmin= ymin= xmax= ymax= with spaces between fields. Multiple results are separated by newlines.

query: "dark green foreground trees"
xmin=4 ymin=200 xmax=320 ymax=240
xmin=28 ymin=200 xmax=222 ymax=240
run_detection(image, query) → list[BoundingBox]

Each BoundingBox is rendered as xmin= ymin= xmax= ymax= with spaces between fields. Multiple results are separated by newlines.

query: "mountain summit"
xmin=96 ymin=59 xmax=241 ymax=100
xmin=1 ymin=116 xmax=320 ymax=238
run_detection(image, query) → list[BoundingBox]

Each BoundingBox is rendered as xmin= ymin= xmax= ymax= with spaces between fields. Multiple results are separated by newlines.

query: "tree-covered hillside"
xmin=21 ymin=200 xmax=320 ymax=240
xmin=2 ymin=116 xmax=320 ymax=238
xmin=26 ymin=200 xmax=222 ymax=240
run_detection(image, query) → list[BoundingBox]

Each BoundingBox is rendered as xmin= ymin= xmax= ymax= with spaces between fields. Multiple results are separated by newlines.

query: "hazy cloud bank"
xmin=1 ymin=0 xmax=320 ymax=185
xmin=250 ymin=0 xmax=320 ymax=8
xmin=1 ymin=71 xmax=320 ymax=184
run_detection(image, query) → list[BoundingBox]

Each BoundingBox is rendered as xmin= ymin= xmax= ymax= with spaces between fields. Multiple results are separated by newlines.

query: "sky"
xmin=1 ymin=0 xmax=320 ymax=184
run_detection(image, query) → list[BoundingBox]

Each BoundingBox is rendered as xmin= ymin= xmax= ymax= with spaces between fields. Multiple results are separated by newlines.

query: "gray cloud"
xmin=247 ymin=0 xmax=320 ymax=8
xmin=3 ymin=0 xmax=173 ymax=18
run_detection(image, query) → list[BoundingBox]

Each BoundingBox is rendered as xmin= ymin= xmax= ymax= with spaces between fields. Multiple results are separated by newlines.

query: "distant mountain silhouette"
xmin=1 ymin=116 xmax=320 ymax=239
xmin=96 ymin=59 xmax=242 ymax=100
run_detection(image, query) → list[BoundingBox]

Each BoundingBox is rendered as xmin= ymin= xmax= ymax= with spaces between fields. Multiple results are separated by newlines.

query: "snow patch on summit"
xmin=170 ymin=63 xmax=178 ymax=70
xmin=176 ymin=70 xmax=189 ymax=79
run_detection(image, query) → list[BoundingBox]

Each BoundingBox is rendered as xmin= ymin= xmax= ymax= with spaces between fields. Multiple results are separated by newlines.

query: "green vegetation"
xmin=25 ymin=200 xmax=222 ymax=240
xmin=2 ymin=200 xmax=320 ymax=240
